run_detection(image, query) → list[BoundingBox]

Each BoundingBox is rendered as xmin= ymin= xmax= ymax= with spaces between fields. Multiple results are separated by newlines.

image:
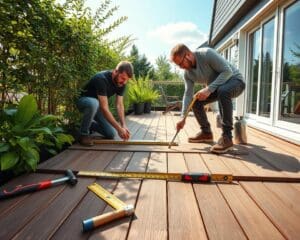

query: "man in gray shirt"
xmin=170 ymin=44 xmax=245 ymax=153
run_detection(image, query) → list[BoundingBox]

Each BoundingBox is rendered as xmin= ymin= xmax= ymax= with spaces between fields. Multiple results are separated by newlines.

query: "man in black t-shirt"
xmin=76 ymin=61 xmax=134 ymax=146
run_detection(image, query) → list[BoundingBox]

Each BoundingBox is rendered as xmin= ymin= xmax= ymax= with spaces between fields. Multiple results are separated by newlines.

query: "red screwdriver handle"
xmin=0 ymin=180 xmax=52 ymax=199
xmin=181 ymin=173 xmax=211 ymax=183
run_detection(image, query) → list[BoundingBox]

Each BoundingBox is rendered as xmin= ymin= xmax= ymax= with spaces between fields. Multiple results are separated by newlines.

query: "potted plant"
xmin=143 ymin=82 xmax=160 ymax=114
xmin=0 ymin=95 xmax=74 ymax=181
xmin=128 ymin=79 xmax=146 ymax=115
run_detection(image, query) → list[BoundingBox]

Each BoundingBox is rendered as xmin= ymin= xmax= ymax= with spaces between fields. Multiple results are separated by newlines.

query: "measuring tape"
xmin=82 ymin=183 xmax=134 ymax=231
xmin=93 ymin=139 xmax=178 ymax=146
xmin=78 ymin=171 xmax=233 ymax=183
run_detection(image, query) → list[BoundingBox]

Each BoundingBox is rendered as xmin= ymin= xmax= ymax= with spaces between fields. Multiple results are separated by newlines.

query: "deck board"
xmin=0 ymin=111 xmax=299 ymax=239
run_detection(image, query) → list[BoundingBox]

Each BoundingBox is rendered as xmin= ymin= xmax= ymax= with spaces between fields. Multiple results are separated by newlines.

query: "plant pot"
xmin=144 ymin=102 xmax=151 ymax=113
xmin=133 ymin=103 xmax=145 ymax=115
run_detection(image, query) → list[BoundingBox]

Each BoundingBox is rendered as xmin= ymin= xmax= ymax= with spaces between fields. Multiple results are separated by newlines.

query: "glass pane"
xmin=279 ymin=1 xmax=300 ymax=124
xmin=247 ymin=29 xmax=260 ymax=114
xmin=259 ymin=18 xmax=274 ymax=117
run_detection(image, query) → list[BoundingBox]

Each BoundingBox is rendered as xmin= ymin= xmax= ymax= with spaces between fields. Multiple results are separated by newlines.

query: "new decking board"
xmin=184 ymin=153 xmax=247 ymax=240
xmin=167 ymin=153 xmax=208 ymax=240
xmin=201 ymin=152 xmax=285 ymax=239
xmin=1 ymin=111 xmax=300 ymax=239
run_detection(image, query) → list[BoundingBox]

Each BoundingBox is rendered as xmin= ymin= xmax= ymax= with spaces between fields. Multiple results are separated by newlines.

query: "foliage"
xmin=154 ymin=54 xmax=183 ymax=81
xmin=0 ymin=95 xmax=74 ymax=174
xmin=0 ymin=0 xmax=133 ymax=129
xmin=129 ymin=45 xmax=154 ymax=79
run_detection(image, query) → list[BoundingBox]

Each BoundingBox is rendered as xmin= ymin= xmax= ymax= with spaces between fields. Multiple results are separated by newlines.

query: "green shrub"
xmin=0 ymin=95 xmax=74 ymax=174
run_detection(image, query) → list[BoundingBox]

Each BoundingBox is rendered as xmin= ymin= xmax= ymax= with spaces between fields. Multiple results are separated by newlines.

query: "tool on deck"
xmin=168 ymin=97 xmax=197 ymax=149
xmin=0 ymin=169 xmax=77 ymax=200
xmin=82 ymin=183 xmax=134 ymax=231
xmin=93 ymin=139 xmax=178 ymax=146
xmin=36 ymin=168 xmax=300 ymax=183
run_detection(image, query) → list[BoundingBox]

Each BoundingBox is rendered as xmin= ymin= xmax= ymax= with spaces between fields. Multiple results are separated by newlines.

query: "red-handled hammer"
xmin=0 ymin=169 xmax=77 ymax=200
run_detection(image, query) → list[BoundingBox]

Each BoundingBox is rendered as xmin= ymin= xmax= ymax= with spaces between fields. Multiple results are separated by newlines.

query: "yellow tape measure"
xmin=79 ymin=171 xmax=233 ymax=183
xmin=88 ymin=183 xmax=127 ymax=210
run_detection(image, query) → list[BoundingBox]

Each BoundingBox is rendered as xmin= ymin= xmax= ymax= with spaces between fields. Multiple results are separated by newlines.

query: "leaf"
xmin=29 ymin=127 xmax=53 ymax=135
xmin=15 ymin=95 xmax=38 ymax=126
xmin=4 ymin=109 xmax=17 ymax=116
xmin=17 ymin=137 xmax=32 ymax=151
xmin=1 ymin=152 xmax=19 ymax=170
xmin=25 ymin=148 xmax=39 ymax=171
xmin=0 ymin=143 xmax=10 ymax=152
xmin=46 ymin=148 xmax=57 ymax=155
xmin=56 ymin=133 xmax=74 ymax=145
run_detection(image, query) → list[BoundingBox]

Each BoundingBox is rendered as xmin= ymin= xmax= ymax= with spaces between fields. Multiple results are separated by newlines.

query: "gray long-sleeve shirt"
xmin=182 ymin=47 xmax=243 ymax=114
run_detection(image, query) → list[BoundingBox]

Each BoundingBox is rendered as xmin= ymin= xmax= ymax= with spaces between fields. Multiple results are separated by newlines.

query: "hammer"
xmin=0 ymin=169 xmax=77 ymax=200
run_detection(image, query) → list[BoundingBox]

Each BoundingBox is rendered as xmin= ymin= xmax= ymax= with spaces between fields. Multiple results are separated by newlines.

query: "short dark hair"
xmin=170 ymin=44 xmax=190 ymax=59
xmin=116 ymin=61 xmax=134 ymax=78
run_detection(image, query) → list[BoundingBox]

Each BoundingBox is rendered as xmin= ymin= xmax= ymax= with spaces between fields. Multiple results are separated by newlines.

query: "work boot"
xmin=210 ymin=136 xmax=233 ymax=153
xmin=79 ymin=135 xmax=94 ymax=146
xmin=188 ymin=131 xmax=213 ymax=143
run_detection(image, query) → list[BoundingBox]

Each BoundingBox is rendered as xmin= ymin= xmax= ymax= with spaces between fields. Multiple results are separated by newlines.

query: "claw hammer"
xmin=0 ymin=169 xmax=77 ymax=199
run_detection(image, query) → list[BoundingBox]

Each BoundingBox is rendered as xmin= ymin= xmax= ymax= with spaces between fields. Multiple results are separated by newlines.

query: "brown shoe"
xmin=79 ymin=135 xmax=94 ymax=146
xmin=210 ymin=136 xmax=233 ymax=153
xmin=188 ymin=132 xmax=213 ymax=143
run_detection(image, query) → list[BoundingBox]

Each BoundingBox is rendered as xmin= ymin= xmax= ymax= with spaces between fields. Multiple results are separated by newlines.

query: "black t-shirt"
xmin=80 ymin=70 xmax=125 ymax=98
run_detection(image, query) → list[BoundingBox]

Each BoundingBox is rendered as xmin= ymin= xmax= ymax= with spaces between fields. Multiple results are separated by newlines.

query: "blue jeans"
xmin=192 ymin=77 xmax=245 ymax=139
xmin=76 ymin=97 xmax=116 ymax=139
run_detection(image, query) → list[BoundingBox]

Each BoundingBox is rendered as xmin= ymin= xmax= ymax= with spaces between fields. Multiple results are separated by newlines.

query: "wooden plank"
xmin=12 ymin=151 xmax=117 ymax=239
xmin=185 ymin=153 xmax=246 ymax=240
xmin=127 ymin=152 xmax=167 ymax=240
xmin=89 ymin=152 xmax=150 ymax=239
xmin=168 ymin=153 xmax=207 ymax=240
xmin=219 ymin=144 xmax=300 ymax=238
xmin=201 ymin=153 xmax=284 ymax=239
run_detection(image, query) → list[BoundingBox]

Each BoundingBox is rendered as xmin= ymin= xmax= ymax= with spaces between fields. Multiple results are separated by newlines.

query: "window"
xmin=259 ymin=19 xmax=275 ymax=117
xmin=279 ymin=1 xmax=300 ymax=124
xmin=247 ymin=29 xmax=260 ymax=114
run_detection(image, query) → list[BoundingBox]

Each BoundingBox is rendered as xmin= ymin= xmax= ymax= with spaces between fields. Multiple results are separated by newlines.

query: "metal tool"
xmin=0 ymin=169 xmax=77 ymax=200
xmin=168 ymin=97 xmax=197 ymax=148
xmin=82 ymin=183 xmax=134 ymax=231
xmin=36 ymin=168 xmax=300 ymax=183
xmin=93 ymin=139 xmax=178 ymax=146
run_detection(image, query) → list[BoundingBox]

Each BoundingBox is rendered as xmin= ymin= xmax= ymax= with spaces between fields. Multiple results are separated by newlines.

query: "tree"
xmin=153 ymin=54 xmax=183 ymax=81
xmin=129 ymin=44 xmax=154 ymax=78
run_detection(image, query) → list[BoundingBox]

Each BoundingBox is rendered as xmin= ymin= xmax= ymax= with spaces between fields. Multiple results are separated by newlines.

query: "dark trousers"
xmin=192 ymin=77 xmax=245 ymax=139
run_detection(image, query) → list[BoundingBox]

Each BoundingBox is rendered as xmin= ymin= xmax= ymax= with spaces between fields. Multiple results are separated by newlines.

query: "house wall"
xmin=210 ymin=0 xmax=300 ymax=144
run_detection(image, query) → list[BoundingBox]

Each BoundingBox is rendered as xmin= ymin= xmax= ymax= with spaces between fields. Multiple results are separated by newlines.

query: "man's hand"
xmin=118 ymin=127 xmax=130 ymax=141
xmin=176 ymin=118 xmax=186 ymax=131
xmin=195 ymin=87 xmax=211 ymax=101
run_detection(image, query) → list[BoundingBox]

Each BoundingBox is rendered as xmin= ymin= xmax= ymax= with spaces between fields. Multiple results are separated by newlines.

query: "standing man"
xmin=170 ymin=44 xmax=245 ymax=153
xmin=77 ymin=61 xmax=133 ymax=146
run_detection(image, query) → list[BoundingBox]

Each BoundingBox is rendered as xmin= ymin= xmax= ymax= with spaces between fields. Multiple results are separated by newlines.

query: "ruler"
xmin=82 ymin=183 xmax=134 ymax=231
xmin=93 ymin=139 xmax=178 ymax=146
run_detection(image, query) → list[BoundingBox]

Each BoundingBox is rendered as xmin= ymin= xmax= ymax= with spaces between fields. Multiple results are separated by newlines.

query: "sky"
xmin=85 ymin=0 xmax=213 ymax=67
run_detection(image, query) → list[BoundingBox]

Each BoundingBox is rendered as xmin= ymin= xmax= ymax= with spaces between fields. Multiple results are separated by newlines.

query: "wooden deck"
xmin=1 ymin=111 xmax=300 ymax=240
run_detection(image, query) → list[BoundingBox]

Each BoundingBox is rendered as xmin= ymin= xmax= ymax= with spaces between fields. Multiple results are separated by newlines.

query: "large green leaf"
xmin=15 ymin=95 xmax=38 ymax=126
xmin=28 ymin=127 xmax=53 ymax=135
xmin=0 ymin=143 xmax=10 ymax=152
xmin=17 ymin=137 xmax=37 ymax=151
xmin=1 ymin=152 xmax=19 ymax=170
xmin=25 ymin=149 xmax=39 ymax=171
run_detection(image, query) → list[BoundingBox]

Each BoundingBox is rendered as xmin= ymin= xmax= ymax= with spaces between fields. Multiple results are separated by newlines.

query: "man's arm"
xmin=115 ymin=95 xmax=126 ymax=128
xmin=98 ymin=95 xmax=129 ymax=140
xmin=181 ymin=74 xmax=194 ymax=116
xmin=206 ymin=48 xmax=233 ymax=92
